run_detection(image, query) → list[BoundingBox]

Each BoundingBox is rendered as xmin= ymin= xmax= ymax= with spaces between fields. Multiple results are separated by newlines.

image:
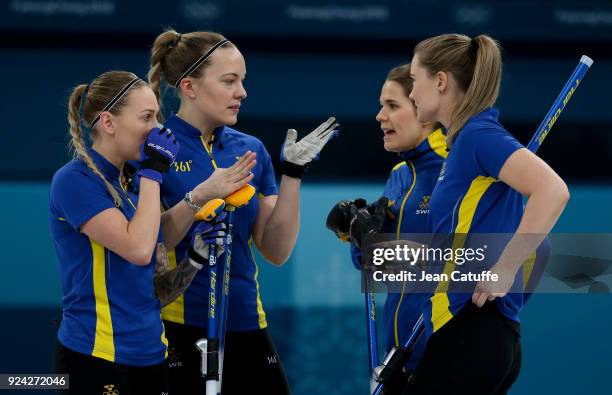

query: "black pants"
xmin=402 ymin=302 xmax=522 ymax=395
xmin=54 ymin=340 xmax=169 ymax=395
xmin=164 ymin=320 xmax=290 ymax=395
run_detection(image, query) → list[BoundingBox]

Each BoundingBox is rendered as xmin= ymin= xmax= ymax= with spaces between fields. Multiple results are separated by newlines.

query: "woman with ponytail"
xmin=401 ymin=34 xmax=569 ymax=393
xmin=147 ymin=29 xmax=338 ymax=394
xmin=50 ymin=71 xmax=183 ymax=394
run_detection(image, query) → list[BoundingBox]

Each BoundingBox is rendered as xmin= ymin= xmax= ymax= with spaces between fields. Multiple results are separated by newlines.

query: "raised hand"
xmin=191 ymin=151 xmax=256 ymax=205
xmin=281 ymin=117 xmax=339 ymax=178
xmin=138 ymin=124 xmax=180 ymax=184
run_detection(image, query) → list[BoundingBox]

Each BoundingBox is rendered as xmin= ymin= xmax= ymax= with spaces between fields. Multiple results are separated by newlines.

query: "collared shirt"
xmin=425 ymin=107 xmax=525 ymax=337
xmin=160 ymin=114 xmax=278 ymax=331
xmin=49 ymin=149 xmax=167 ymax=366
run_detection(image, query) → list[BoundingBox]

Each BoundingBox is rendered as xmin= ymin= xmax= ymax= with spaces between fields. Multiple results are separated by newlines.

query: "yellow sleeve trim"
xmin=428 ymin=128 xmax=448 ymax=159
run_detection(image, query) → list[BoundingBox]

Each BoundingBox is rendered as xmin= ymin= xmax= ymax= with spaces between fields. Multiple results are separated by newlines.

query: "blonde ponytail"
xmin=449 ymin=35 xmax=501 ymax=142
xmin=414 ymin=34 xmax=502 ymax=145
xmin=148 ymin=29 xmax=181 ymax=120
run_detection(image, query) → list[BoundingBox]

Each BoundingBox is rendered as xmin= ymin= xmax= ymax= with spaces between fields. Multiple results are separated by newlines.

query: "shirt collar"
xmin=446 ymin=107 xmax=499 ymax=149
xmin=167 ymin=113 xmax=226 ymax=142
xmin=400 ymin=128 xmax=446 ymax=162
xmin=465 ymin=107 xmax=500 ymax=126
xmin=88 ymin=148 xmax=121 ymax=180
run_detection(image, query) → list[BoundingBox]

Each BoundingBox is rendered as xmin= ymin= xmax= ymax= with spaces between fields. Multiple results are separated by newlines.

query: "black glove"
xmin=326 ymin=198 xmax=367 ymax=241
xmin=348 ymin=197 xmax=389 ymax=249
xmin=326 ymin=197 xmax=390 ymax=249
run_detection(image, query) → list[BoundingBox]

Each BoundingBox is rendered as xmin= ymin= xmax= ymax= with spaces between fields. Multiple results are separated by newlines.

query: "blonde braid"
xmin=67 ymin=84 xmax=122 ymax=207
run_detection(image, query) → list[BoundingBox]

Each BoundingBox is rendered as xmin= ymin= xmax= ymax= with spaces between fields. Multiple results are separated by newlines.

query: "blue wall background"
xmin=1 ymin=182 xmax=611 ymax=394
xmin=3 ymin=50 xmax=611 ymax=180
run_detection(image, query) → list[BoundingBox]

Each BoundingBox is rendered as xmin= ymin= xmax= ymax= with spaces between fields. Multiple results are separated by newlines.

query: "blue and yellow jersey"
xmin=49 ymin=149 xmax=167 ymax=367
xmin=381 ymin=129 xmax=446 ymax=370
xmin=160 ymin=114 xmax=278 ymax=331
xmin=425 ymin=107 xmax=526 ymax=336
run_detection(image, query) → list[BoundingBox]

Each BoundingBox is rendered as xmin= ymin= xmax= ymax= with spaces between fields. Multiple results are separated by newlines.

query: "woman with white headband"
xmin=50 ymin=71 xmax=178 ymax=394
xmin=148 ymin=30 xmax=339 ymax=394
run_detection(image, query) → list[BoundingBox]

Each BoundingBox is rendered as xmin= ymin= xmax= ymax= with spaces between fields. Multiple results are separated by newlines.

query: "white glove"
xmin=281 ymin=117 xmax=339 ymax=178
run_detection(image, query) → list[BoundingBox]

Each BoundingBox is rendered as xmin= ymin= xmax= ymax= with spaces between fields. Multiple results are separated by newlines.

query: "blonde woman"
xmin=50 ymin=70 xmax=247 ymax=394
xmin=147 ymin=30 xmax=338 ymax=394
xmin=50 ymin=71 xmax=178 ymax=394
xmin=405 ymin=34 xmax=569 ymax=394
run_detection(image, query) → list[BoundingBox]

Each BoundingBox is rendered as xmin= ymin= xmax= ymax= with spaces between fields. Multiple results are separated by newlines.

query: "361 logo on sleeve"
xmin=173 ymin=160 xmax=193 ymax=173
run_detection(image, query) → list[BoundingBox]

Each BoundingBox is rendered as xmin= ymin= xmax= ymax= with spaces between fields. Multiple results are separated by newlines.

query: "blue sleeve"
xmin=51 ymin=168 xmax=116 ymax=231
xmin=468 ymin=128 xmax=523 ymax=179
xmin=258 ymin=144 xmax=278 ymax=197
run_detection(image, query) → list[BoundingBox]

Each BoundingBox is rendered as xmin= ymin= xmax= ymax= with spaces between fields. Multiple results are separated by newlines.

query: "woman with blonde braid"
xmin=50 ymin=64 xmax=258 ymax=394
xmin=50 ymin=71 xmax=180 ymax=394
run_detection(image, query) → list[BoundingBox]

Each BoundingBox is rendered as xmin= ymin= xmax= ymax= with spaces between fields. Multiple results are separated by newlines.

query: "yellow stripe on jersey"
xmin=430 ymin=176 xmax=496 ymax=332
xmin=393 ymin=160 xmax=417 ymax=346
xmin=523 ymin=249 xmax=537 ymax=290
xmin=119 ymin=177 xmax=136 ymax=210
xmin=161 ymin=249 xmax=186 ymax=324
xmin=455 ymin=176 xmax=496 ymax=233
xmin=248 ymin=239 xmax=268 ymax=329
xmin=200 ymin=136 xmax=219 ymax=169
xmin=430 ymin=293 xmax=454 ymax=333
xmin=90 ymin=239 xmax=115 ymax=362
xmin=160 ymin=320 xmax=169 ymax=359
xmin=430 ymin=234 xmax=468 ymax=332
xmin=428 ymin=128 xmax=448 ymax=159
xmin=391 ymin=161 xmax=407 ymax=172
xmin=396 ymin=161 xmax=417 ymax=239
xmin=393 ymin=280 xmax=407 ymax=347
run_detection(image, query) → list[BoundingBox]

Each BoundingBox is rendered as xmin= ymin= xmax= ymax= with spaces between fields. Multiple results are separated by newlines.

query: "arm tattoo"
xmin=154 ymin=243 xmax=200 ymax=307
